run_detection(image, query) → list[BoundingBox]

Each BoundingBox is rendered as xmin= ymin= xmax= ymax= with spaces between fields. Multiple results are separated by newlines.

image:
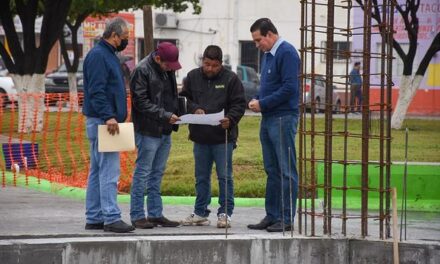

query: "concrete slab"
xmin=1 ymin=186 xmax=439 ymax=242
xmin=1 ymin=186 xmax=440 ymax=264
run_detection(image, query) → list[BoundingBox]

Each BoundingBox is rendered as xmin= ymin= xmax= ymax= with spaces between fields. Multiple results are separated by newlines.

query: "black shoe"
xmin=266 ymin=221 xmax=293 ymax=232
xmin=147 ymin=216 xmax=180 ymax=227
xmin=103 ymin=220 xmax=135 ymax=233
xmin=85 ymin=222 xmax=104 ymax=230
xmin=247 ymin=216 xmax=276 ymax=230
xmin=132 ymin=218 xmax=154 ymax=229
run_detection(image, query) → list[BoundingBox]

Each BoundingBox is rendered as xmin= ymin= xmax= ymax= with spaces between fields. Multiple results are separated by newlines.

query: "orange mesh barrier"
xmin=0 ymin=92 xmax=136 ymax=193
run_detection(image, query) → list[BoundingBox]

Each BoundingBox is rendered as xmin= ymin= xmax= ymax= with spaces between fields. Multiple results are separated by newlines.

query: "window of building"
xmin=239 ymin=41 xmax=263 ymax=73
xmin=321 ymin=41 xmax=351 ymax=62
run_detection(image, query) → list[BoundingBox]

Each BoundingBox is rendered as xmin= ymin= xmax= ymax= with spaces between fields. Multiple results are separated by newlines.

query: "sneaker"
xmin=85 ymin=222 xmax=104 ymax=230
xmin=181 ymin=213 xmax=210 ymax=226
xmin=147 ymin=216 xmax=180 ymax=227
xmin=132 ymin=218 xmax=154 ymax=229
xmin=103 ymin=220 xmax=135 ymax=233
xmin=217 ymin=213 xmax=231 ymax=228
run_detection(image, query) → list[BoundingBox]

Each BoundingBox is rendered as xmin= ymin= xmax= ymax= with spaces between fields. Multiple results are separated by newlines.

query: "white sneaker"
xmin=181 ymin=213 xmax=210 ymax=226
xmin=217 ymin=213 xmax=231 ymax=228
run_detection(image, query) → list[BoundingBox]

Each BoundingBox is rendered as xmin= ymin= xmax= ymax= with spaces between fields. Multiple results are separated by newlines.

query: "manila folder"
xmin=98 ymin=122 xmax=135 ymax=152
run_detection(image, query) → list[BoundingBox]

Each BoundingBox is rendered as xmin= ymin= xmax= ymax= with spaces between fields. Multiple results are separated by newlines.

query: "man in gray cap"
xmin=130 ymin=42 xmax=182 ymax=229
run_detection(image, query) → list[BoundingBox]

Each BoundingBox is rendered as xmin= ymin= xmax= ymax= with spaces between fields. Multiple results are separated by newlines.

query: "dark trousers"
xmin=350 ymin=84 xmax=362 ymax=112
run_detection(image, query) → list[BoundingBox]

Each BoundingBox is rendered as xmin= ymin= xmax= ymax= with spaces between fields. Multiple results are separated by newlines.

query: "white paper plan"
xmin=176 ymin=110 xmax=224 ymax=126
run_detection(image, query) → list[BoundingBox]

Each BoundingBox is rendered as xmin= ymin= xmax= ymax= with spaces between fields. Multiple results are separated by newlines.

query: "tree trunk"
xmin=391 ymin=74 xmax=424 ymax=129
xmin=11 ymin=74 xmax=45 ymax=133
xmin=67 ymin=72 xmax=79 ymax=112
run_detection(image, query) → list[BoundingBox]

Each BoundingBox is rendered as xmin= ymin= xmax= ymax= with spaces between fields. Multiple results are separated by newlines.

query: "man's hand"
xmin=248 ymin=99 xmax=261 ymax=113
xmin=220 ymin=117 xmax=230 ymax=129
xmin=194 ymin=108 xmax=205 ymax=115
xmin=169 ymin=114 xmax=181 ymax=124
xmin=106 ymin=118 xmax=119 ymax=136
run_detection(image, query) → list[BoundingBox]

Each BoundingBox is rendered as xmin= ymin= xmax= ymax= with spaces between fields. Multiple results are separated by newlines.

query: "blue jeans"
xmin=85 ymin=117 xmax=121 ymax=225
xmin=130 ymin=133 xmax=171 ymax=220
xmin=193 ymin=143 xmax=234 ymax=217
xmin=260 ymin=114 xmax=299 ymax=224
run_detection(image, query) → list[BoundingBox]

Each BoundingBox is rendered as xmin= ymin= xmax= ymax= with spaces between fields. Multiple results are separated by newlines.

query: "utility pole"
xmin=143 ymin=5 xmax=154 ymax=57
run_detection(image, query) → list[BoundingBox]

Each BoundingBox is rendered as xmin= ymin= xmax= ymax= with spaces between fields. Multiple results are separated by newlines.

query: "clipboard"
xmin=98 ymin=122 xmax=135 ymax=152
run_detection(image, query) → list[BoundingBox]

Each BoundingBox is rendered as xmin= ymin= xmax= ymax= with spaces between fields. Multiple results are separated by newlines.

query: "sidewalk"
xmin=0 ymin=186 xmax=439 ymax=242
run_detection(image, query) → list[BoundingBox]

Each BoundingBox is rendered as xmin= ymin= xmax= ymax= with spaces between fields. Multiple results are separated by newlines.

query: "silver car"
xmin=303 ymin=76 xmax=341 ymax=113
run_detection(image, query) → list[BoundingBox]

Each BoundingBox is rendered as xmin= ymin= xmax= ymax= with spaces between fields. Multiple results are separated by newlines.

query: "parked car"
xmin=0 ymin=59 xmax=8 ymax=77
xmin=236 ymin=65 xmax=260 ymax=103
xmin=304 ymin=76 xmax=341 ymax=113
xmin=45 ymin=59 xmax=84 ymax=93
xmin=0 ymin=76 xmax=17 ymax=107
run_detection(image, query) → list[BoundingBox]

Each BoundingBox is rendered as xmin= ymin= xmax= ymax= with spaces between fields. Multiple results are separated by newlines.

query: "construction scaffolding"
xmin=298 ymin=0 xmax=395 ymax=239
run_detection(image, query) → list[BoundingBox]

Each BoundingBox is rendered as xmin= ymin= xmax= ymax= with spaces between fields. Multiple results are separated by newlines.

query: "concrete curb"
xmin=1 ymin=235 xmax=439 ymax=264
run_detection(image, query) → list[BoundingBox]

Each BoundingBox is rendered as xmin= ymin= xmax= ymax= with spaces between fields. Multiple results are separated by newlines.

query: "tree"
xmin=356 ymin=0 xmax=440 ymax=129
xmin=0 ymin=0 xmax=72 ymax=132
xmin=60 ymin=0 xmax=201 ymax=111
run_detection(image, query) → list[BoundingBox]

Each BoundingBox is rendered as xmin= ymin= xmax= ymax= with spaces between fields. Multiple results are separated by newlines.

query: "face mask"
xmin=116 ymin=38 xmax=128 ymax=52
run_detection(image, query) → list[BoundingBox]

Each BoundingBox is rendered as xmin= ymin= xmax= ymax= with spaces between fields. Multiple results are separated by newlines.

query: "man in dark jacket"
xmin=82 ymin=17 xmax=134 ymax=233
xmin=180 ymin=45 xmax=246 ymax=228
xmin=130 ymin=42 xmax=181 ymax=229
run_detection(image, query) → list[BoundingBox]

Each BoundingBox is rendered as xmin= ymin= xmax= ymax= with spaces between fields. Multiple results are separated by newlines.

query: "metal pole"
xmin=310 ymin=0 xmax=317 ymax=238
xmin=386 ymin=0 xmax=395 ymax=239
xmin=225 ymin=129 xmax=229 ymax=239
xmin=361 ymin=0 xmax=373 ymax=238
xmin=298 ymin=0 xmax=306 ymax=236
xmin=324 ymin=0 xmax=335 ymax=236
xmin=404 ymin=128 xmax=408 ymax=240
xmin=400 ymin=128 xmax=408 ymax=241
xmin=279 ymin=117 xmax=286 ymax=236
xmin=288 ymin=147 xmax=294 ymax=238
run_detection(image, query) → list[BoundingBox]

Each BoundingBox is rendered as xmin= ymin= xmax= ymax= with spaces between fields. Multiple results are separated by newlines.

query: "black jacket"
xmin=180 ymin=67 xmax=246 ymax=145
xmin=130 ymin=53 xmax=179 ymax=137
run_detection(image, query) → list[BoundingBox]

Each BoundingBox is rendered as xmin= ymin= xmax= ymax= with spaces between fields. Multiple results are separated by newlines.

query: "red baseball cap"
xmin=156 ymin=42 xmax=182 ymax=71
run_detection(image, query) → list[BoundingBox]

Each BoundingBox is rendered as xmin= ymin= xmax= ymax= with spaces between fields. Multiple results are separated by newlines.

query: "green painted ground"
xmin=4 ymin=164 xmax=439 ymax=212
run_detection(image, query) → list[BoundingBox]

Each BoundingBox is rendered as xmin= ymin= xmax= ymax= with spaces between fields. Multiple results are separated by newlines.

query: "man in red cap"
xmin=129 ymin=42 xmax=182 ymax=229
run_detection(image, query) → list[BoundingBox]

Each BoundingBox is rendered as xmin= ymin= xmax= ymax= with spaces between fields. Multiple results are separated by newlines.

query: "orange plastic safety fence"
xmin=1 ymin=92 xmax=136 ymax=193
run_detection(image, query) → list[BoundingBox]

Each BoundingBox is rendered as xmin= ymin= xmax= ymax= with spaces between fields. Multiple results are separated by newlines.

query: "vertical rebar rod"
xmin=342 ymin=0 xmax=352 ymax=237
xmin=280 ymin=117 xmax=285 ymax=236
xmin=303 ymin=0 xmax=309 ymax=237
xmin=225 ymin=129 xmax=228 ymax=239
xmin=288 ymin=147 xmax=294 ymax=237
xmin=324 ymin=0 xmax=335 ymax=236
xmin=361 ymin=0 xmax=373 ymax=238
xmin=310 ymin=0 xmax=317 ymax=237
xmin=379 ymin=0 xmax=388 ymax=240
xmin=385 ymin=0 xmax=395 ymax=239
xmin=298 ymin=0 xmax=306 ymax=236
xmin=400 ymin=127 xmax=408 ymax=241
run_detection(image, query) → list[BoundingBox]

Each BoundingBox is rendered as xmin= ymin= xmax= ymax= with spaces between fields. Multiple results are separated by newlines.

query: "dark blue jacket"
xmin=258 ymin=41 xmax=300 ymax=117
xmin=350 ymin=68 xmax=362 ymax=85
xmin=82 ymin=40 xmax=127 ymax=122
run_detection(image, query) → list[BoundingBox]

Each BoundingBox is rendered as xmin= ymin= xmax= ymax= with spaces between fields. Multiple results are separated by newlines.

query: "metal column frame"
xmin=298 ymin=0 xmax=394 ymax=239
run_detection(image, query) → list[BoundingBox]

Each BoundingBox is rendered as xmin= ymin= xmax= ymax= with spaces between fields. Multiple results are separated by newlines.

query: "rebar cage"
xmin=298 ymin=0 xmax=395 ymax=239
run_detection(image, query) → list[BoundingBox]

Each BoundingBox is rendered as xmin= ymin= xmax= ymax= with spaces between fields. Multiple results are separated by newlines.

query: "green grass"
xmin=1 ymin=110 xmax=440 ymax=197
